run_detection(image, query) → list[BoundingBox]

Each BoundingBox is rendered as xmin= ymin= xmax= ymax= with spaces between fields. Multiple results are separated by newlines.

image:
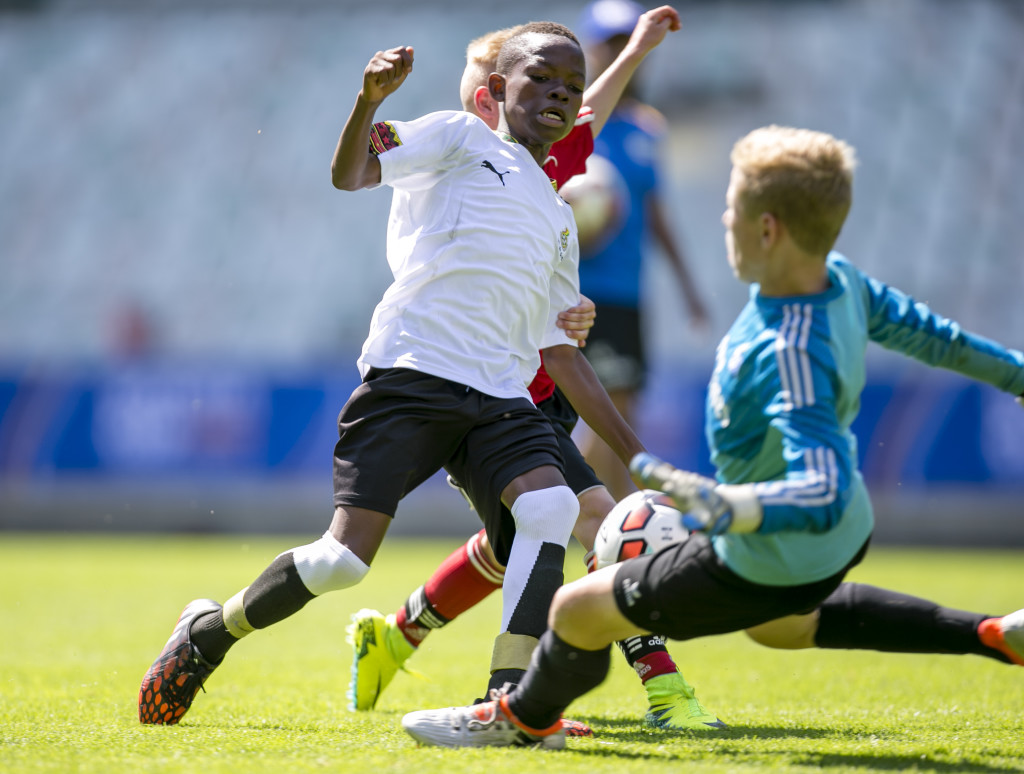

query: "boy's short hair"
xmin=495 ymin=22 xmax=581 ymax=77
xmin=460 ymin=26 xmax=522 ymax=111
xmin=731 ymin=125 xmax=857 ymax=256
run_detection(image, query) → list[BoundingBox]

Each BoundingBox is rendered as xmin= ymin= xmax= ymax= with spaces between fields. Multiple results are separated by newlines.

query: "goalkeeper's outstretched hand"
xmin=629 ymin=452 xmax=763 ymax=535
xmin=629 ymin=452 xmax=734 ymax=535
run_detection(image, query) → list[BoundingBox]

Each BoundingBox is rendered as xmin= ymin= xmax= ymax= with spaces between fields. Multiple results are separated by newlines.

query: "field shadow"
xmin=787 ymin=753 xmax=1023 ymax=773
xmin=591 ymin=718 xmax=839 ymax=741
xmin=583 ymin=720 xmax=1022 ymax=773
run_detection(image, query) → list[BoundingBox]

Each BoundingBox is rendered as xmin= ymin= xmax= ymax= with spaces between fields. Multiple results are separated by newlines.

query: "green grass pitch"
xmin=1 ymin=533 xmax=1022 ymax=773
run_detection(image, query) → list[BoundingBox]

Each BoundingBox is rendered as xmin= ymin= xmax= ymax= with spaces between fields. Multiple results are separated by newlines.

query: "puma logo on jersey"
xmin=481 ymin=160 xmax=510 ymax=186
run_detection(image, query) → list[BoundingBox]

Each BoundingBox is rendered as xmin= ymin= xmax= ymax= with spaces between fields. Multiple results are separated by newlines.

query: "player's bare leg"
xmin=585 ymin=487 xmax=724 ymax=730
xmin=487 ymin=467 xmax=578 ymax=694
xmin=747 ymin=584 xmax=1024 ymax=667
xmin=577 ymin=389 xmax=637 ymax=502
xmin=139 ymin=506 xmax=384 ymax=724
xmin=354 ymin=482 xmax=722 ymax=729
xmin=746 ymin=612 xmax=819 ymax=649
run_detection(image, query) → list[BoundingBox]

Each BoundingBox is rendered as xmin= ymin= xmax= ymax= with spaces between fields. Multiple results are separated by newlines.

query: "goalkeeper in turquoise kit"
xmin=401 ymin=124 xmax=1024 ymax=749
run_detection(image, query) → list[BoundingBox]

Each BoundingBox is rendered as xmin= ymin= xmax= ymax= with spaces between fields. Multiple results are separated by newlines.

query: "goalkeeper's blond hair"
xmin=459 ymin=25 xmax=523 ymax=112
xmin=731 ymin=125 xmax=857 ymax=257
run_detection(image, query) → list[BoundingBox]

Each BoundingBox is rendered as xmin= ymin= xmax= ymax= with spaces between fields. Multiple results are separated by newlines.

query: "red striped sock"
xmin=394 ymin=530 xmax=505 ymax=647
xmin=634 ymin=650 xmax=678 ymax=684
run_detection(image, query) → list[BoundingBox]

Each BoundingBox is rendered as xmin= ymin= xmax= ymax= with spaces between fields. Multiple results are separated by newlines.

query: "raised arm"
xmin=541 ymin=343 xmax=645 ymax=466
xmin=584 ymin=6 xmax=681 ymax=137
xmin=331 ymin=46 xmax=414 ymax=191
xmin=860 ymin=266 xmax=1024 ymax=398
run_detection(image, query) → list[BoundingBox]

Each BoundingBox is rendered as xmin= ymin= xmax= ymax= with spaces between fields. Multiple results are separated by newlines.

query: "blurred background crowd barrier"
xmin=2 ymin=0 xmax=1023 ymax=543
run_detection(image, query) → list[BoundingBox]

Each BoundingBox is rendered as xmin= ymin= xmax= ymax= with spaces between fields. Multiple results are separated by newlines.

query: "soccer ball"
xmin=559 ymin=154 xmax=629 ymax=254
xmin=593 ymin=489 xmax=691 ymax=570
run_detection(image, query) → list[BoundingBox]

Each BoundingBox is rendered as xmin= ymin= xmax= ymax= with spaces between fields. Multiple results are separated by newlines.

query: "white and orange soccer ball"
xmin=559 ymin=154 xmax=629 ymax=254
xmin=593 ymin=489 xmax=692 ymax=570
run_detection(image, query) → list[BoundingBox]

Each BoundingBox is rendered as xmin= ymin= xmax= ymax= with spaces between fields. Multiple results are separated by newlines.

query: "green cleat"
xmin=643 ymin=672 xmax=727 ymax=731
xmin=346 ymin=608 xmax=416 ymax=711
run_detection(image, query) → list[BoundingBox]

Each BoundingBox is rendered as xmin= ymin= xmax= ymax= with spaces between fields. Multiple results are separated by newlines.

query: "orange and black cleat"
xmin=138 ymin=599 xmax=222 ymax=724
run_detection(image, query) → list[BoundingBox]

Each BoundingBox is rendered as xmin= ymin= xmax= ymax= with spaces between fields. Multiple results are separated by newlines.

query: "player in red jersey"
xmin=347 ymin=6 xmax=725 ymax=732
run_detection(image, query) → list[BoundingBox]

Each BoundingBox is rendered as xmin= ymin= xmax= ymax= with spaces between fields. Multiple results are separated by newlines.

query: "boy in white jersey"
xmin=138 ymin=23 xmax=647 ymax=725
xmin=347 ymin=7 xmax=725 ymax=732
xmin=401 ymin=124 xmax=1024 ymax=749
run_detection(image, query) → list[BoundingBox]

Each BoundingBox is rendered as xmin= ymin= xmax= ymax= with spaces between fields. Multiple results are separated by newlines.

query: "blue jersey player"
xmin=401 ymin=124 xmax=1024 ymax=749
xmin=572 ymin=0 xmax=709 ymax=502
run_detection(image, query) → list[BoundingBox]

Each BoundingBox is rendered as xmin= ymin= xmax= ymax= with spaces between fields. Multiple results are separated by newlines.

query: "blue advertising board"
xmin=2 ymin=363 xmax=1022 ymax=489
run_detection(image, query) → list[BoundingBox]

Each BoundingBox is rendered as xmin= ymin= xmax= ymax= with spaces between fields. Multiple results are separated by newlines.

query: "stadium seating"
xmin=1 ymin=1 xmax=1022 ymax=364
xmin=1 ymin=1 xmax=1022 ymax=540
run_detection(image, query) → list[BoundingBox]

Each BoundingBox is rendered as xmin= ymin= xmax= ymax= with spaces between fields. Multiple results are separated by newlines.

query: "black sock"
xmin=487 ymin=542 xmax=566 ymax=696
xmin=404 ymin=585 xmax=452 ymax=630
xmin=508 ymin=629 xmax=610 ymax=730
xmin=816 ymin=583 xmax=1003 ymax=661
xmin=189 ymin=551 xmax=316 ymax=664
xmin=487 ymin=668 xmax=525 ymax=695
xmin=189 ymin=611 xmax=235 ymax=664
xmin=506 ymin=542 xmax=566 ymax=639
xmin=617 ymin=634 xmax=669 ymax=670
xmin=243 ymin=551 xmax=317 ymax=628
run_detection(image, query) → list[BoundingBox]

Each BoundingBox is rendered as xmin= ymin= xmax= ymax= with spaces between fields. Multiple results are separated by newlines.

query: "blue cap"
xmin=578 ymin=0 xmax=644 ymax=44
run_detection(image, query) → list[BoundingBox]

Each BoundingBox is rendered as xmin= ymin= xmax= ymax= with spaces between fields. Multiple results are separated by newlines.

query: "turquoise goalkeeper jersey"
xmin=708 ymin=253 xmax=1024 ymax=585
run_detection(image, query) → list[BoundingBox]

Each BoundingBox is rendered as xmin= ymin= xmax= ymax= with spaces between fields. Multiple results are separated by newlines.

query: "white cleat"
xmin=979 ymin=608 xmax=1024 ymax=666
xmin=402 ymin=694 xmax=565 ymax=749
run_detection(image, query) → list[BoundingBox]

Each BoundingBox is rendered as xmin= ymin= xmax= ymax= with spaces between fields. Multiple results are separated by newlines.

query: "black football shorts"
xmin=333 ymin=367 xmax=564 ymax=549
xmin=611 ymin=533 xmax=870 ymax=640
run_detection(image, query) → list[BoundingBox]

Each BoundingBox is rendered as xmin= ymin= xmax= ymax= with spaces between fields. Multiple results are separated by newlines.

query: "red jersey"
xmin=544 ymin=108 xmax=595 ymax=190
xmin=528 ymin=109 xmax=595 ymax=404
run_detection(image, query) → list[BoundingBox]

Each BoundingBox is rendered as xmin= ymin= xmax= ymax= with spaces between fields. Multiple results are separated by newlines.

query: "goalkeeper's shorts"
xmin=611 ymin=534 xmax=870 ymax=641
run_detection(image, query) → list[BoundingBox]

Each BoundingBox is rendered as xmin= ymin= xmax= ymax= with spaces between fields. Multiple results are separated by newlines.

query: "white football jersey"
xmin=358 ymin=110 xmax=580 ymax=400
